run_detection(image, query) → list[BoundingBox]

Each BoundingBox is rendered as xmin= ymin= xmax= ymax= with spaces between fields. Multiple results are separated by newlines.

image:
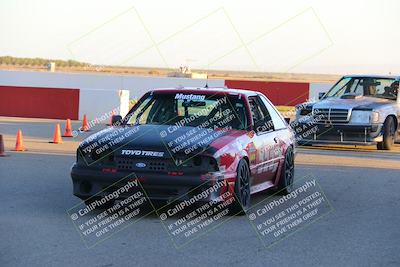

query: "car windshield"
xmin=124 ymin=92 xmax=248 ymax=130
xmin=324 ymin=77 xmax=398 ymax=100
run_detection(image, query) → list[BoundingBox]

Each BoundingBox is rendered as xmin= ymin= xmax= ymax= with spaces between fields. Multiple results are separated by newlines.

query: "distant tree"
xmin=3 ymin=56 xmax=12 ymax=65
xmin=25 ymin=58 xmax=34 ymax=66
xmin=0 ymin=56 xmax=92 ymax=69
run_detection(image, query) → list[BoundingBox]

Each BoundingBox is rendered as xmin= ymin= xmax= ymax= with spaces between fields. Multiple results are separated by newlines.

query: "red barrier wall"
xmin=225 ymin=80 xmax=309 ymax=106
xmin=0 ymin=86 xmax=79 ymax=120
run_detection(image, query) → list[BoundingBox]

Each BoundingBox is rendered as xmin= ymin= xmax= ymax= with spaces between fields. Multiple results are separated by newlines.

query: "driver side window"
xmin=248 ymin=96 xmax=274 ymax=134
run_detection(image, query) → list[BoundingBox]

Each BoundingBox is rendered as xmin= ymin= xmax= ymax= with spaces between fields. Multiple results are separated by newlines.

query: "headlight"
xmin=299 ymin=108 xmax=312 ymax=116
xmin=296 ymin=108 xmax=312 ymax=121
xmin=350 ymin=110 xmax=373 ymax=124
xmin=371 ymin=111 xmax=379 ymax=123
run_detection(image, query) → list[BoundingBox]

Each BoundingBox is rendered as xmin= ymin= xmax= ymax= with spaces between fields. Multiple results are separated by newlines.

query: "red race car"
xmin=71 ymin=87 xmax=296 ymax=213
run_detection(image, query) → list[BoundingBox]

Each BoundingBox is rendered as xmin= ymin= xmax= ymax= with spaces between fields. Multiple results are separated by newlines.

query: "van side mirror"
xmin=318 ymin=92 xmax=326 ymax=100
xmin=111 ymin=115 xmax=123 ymax=126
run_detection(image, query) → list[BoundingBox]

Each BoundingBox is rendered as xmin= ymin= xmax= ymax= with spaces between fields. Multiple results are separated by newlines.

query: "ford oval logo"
xmin=135 ymin=162 xmax=146 ymax=168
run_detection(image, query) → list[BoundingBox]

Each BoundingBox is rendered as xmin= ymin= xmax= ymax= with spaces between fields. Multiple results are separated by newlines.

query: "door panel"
xmin=251 ymin=131 xmax=277 ymax=186
xmin=248 ymin=95 xmax=280 ymax=186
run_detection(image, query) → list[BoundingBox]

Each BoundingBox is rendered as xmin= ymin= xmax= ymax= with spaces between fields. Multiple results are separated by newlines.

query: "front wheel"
xmin=377 ymin=117 xmax=396 ymax=150
xmin=230 ymin=159 xmax=251 ymax=215
xmin=277 ymin=146 xmax=295 ymax=195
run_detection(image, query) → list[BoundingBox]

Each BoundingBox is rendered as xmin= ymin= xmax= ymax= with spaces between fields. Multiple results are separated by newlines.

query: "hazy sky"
xmin=1 ymin=0 xmax=399 ymax=75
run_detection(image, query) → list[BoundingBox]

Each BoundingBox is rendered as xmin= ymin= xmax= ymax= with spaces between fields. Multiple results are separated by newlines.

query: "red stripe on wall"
xmin=225 ymin=80 xmax=309 ymax=106
xmin=0 ymin=86 xmax=79 ymax=120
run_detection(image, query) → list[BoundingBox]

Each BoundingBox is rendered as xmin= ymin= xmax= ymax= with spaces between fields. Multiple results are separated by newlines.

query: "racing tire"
xmin=230 ymin=159 xmax=251 ymax=215
xmin=377 ymin=117 xmax=396 ymax=150
xmin=277 ymin=146 xmax=295 ymax=195
xmin=84 ymin=197 xmax=115 ymax=210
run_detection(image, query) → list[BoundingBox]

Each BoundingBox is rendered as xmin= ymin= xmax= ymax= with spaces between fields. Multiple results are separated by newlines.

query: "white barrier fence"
xmin=0 ymin=70 xmax=225 ymax=120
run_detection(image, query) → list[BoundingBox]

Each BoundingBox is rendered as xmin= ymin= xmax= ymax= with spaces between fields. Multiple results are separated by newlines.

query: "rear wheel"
xmin=377 ymin=117 xmax=396 ymax=150
xmin=230 ymin=159 xmax=251 ymax=215
xmin=277 ymin=146 xmax=295 ymax=195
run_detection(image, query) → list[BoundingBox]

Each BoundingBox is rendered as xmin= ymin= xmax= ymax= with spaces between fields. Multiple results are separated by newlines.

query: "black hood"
xmin=78 ymin=124 xmax=231 ymax=159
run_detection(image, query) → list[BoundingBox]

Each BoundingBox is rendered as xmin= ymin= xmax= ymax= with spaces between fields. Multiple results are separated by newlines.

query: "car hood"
xmin=78 ymin=124 xmax=246 ymax=159
xmin=313 ymin=96 xmax=394 ymax=110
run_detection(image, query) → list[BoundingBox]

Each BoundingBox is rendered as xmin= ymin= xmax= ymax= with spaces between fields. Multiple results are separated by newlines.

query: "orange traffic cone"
xmin=0 ymin=134 xmax=6 ymax=156
xmin=50 ymin=124 xmax=63 ymax=144
xmin=14 ymin=129 xmax=25 ymax=151
xmin=80 ymin=114 xmax=89 ymax=131
xmin=63 ymin=119 xmax=73 ymax=137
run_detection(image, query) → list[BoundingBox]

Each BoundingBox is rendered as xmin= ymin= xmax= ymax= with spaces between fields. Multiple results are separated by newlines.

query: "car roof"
xmin=343 ymin=74 xmax=400 ymax=80
xmin=151 ymin=87 xmax=260 ymax=96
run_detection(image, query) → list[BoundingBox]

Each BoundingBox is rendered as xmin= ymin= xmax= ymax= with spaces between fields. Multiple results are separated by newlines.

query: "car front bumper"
xmin=295 ymin=122 xmax=383 ymax=146
xmin=70 ymin=164 xmax=235 ymax=202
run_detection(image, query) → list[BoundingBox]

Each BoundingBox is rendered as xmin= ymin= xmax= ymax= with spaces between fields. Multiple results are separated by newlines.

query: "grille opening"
xmin=116 ymin=158 xmax=167 ymax=171
xmin=149 ymin=161 xmax=165 ymax=170
xmin=313 ymin=108 xmax=350 ymax=123
xmin=115 ymin=156 xmax=218 ymax=173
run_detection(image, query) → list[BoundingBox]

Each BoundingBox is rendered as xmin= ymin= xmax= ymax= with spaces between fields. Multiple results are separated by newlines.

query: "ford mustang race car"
xmin=70 ymin=87 xmax=296 ymax=212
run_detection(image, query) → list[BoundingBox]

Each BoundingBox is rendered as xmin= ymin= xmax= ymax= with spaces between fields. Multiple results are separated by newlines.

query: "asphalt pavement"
xmin=0 ymin=117 xmax=399 ymax=267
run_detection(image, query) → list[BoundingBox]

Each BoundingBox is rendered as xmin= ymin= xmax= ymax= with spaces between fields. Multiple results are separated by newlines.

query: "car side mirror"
xmin=111 ymin=115 xmax=122 ymax=126
xmin=318 ymin=92 xmax=326 ymax=100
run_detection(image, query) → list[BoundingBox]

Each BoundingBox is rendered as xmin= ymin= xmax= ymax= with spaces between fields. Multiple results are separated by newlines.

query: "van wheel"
xmin=377 ymin=117 xmax=396 ymax=150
